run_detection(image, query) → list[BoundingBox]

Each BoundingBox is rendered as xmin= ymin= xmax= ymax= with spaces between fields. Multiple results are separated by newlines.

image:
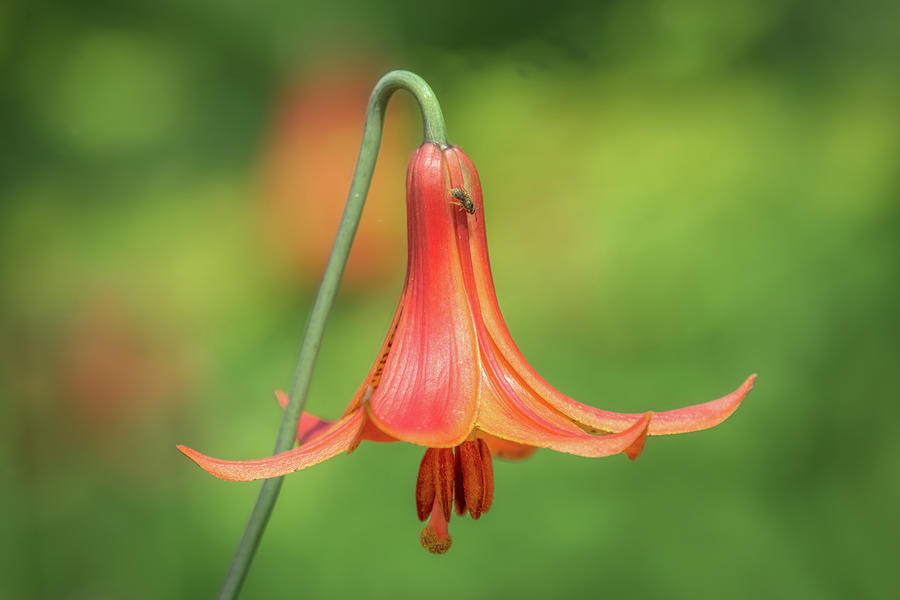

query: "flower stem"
xmin=216 ymin=70 xmax=448 ymax=600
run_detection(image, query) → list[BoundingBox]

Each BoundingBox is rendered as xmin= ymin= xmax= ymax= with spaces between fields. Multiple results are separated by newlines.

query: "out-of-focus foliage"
xmin=1 ymin=0 xmax=898 ymax=598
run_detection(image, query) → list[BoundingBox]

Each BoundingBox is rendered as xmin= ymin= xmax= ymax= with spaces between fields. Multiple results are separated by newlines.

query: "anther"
xmin=453 ymin=439 xmax=494 ymax=519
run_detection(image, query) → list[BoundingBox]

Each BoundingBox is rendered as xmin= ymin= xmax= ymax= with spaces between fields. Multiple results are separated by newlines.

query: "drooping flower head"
xmin=178 ymin=142 xmax=755 ymax=553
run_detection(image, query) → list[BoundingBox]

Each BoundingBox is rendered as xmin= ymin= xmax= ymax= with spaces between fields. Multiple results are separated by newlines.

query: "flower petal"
xmin=274 ymin=390 xmax=335 ymax=444
xmin=176 ymin=409 xmax=364 ymax=481
xmin=478 ymin=432 xmax=537 ymax=461
xmin=482 ymin=289 xmax=754 ymax=435
xmin=274 ymin=389 xmax=395 ymax=446
xmin=477 ymin=379 xmax=652 ymax=458
xmin=367 ymin=144 xmax=480 ymax=447
xmin=540 ymin=374 xmax=756 ymax=436
xmin=449 ymin=147 xmax=754 ymax=438
xmin=477 ymin=248 xmax=754 ymax=436
xmin=444 ymin=146 xmax=604 ymax=444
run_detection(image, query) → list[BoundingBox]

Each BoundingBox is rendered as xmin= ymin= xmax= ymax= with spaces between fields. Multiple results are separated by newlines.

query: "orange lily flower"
xmin=178 ymin=142 xmax=755 ymax=553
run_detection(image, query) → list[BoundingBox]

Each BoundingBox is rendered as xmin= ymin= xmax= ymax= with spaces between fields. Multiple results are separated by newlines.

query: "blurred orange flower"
xmin=181 ymin=143 xmax=755 ymax=553
xmin=260 ymin=64 xmax=410 ymax=288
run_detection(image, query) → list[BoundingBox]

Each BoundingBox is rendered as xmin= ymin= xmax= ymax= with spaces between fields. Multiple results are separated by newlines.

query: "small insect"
xmin=450 ymin=187 xmax=477 ymax=215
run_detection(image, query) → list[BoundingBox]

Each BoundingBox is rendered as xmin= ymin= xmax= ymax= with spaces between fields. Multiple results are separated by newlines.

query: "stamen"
xmin=458 ymin=441 xmax=485 ymax=519
xmin=454 ymin=440 xmax=495 ymax=520
xmin=436 ymin=448 xmax=454 ymax=521
xmin=417 ymin=441 xmax=495 ymax=553
xmin=453 ymin=445 xmax=467 ymax=516
xmin=415 ymin=449 xmax=438 ymax=521
xmin=416 ymin=448 xmax=455 ymax=521
xmin=477 ymin=438 xmax=494 ymax=514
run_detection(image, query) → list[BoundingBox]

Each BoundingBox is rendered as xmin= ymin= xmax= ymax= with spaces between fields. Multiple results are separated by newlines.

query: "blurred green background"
xmin=2 ymin=0 xmax=898 ymax=598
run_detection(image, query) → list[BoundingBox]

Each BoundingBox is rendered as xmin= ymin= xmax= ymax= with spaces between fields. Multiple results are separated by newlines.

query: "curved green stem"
xmin=216 ymin=70 xmax=447 ymax=600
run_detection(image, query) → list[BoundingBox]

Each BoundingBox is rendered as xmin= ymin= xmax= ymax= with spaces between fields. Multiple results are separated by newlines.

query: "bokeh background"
xmin=2 ymin=1 xmax=898 ymax=598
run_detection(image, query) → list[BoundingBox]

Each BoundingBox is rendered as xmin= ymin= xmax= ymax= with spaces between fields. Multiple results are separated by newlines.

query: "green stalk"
xmin=216 ymin=70 xmax=448 ymax=600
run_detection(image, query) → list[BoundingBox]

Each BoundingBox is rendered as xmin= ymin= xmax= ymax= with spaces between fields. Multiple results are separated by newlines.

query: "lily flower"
xmin=178 ymin=142 xmax=755 ymax=553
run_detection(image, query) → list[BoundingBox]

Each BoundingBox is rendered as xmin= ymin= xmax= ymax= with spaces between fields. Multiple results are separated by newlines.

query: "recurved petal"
xmin=176 ymin=409 xmax=365 ymax=481
xmin=454 ymin=143 xmax=755 ymax=439
xmin=274 ymin=390 xmax=335 ymax=444
xmin=477 ymin=384 xmax=652 ymax=458
xmin=275 ymin=389 xmax=396 ymax=447
xmin=478 ymin=432 xmax=537 ymax=461
xmin=479 ymin=303 xmax=755 ymax=436
xmin=540 ymin=374 xmax=756 ymax=436
xmin=477 ymin=294 xmax=754 ymax=436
